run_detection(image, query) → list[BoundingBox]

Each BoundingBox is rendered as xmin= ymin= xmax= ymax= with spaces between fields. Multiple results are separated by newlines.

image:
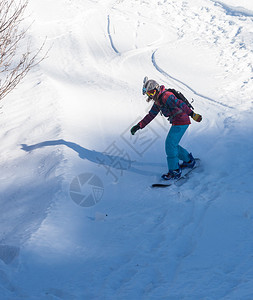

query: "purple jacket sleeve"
xmin=138 ymin=103 xmax=160 ymax=129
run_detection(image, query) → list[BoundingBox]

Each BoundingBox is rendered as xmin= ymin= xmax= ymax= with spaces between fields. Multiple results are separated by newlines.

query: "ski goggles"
xmin=146 ymin=89 xmax=157 ymax=97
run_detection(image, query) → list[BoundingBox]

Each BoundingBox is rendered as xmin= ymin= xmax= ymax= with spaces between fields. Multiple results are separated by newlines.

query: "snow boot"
xmin=161 ymin=168 xmax=182 ymax=181
xmin=180 ymin=153 xmax=196 ymax=169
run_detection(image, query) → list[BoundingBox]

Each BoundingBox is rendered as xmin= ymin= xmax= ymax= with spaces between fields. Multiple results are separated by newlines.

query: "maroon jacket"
xmin=139 ymin=86 xmax=193 ymax=128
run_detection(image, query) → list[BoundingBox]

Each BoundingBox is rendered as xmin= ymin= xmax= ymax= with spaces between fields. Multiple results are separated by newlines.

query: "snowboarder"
xmin=130 ymin=77 xmax=202 ymax=181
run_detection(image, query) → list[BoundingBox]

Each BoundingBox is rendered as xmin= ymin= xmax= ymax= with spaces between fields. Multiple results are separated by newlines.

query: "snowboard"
xmin=151 ymin=159 xmax=200 ymax=188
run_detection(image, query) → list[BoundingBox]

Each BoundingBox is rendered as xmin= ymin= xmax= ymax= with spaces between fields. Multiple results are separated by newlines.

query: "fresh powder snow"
xmin=0 ymin=0 xmax=253 ymax=299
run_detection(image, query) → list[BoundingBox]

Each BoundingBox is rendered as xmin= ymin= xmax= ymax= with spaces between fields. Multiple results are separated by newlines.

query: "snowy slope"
xmin=0 ymin=0 xmax=253 ymax=299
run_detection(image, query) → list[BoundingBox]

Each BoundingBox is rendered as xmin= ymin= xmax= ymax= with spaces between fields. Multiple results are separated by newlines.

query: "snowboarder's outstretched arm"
xmin=130 ymin=103 xmax=160 ymax=135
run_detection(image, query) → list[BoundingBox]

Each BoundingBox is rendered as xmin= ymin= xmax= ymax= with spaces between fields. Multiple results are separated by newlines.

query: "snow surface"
xmin=0 ymin=0 xmax=253 ymax=299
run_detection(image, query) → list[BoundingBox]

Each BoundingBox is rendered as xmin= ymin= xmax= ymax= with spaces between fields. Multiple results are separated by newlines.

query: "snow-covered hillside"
xmin=1 ymin=0 xmax=253 ymax=299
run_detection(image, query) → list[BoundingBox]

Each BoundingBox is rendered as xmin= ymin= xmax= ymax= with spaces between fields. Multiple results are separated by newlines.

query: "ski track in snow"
xmin=1 ymin=0 xmax=253 ymax=299
xmin=107 ymin=15 xmax=120 ymax=55
xmin=151 ymin=50 xmax=234 ymax=110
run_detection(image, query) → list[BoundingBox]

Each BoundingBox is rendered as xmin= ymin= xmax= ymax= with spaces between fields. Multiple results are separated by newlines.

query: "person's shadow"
xmin=21 ymin=139 xmax=164 ymax=176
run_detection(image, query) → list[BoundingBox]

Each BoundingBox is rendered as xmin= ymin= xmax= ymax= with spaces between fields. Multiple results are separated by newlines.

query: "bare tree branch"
xmin=0 ymin=0 xmax=46 ymax=100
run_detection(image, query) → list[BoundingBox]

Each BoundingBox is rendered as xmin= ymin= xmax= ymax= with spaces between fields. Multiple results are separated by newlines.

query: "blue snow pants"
xmin=165 ymin=125 xmax=190 ymax=171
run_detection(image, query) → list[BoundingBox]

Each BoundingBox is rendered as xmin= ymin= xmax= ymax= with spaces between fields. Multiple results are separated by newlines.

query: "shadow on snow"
xmin=21 ymin=139 xmax=165 ymax=177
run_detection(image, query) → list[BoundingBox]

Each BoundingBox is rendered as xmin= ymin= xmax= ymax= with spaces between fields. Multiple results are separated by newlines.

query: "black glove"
xmin=130 ymin=124 xmax=140 ymax=135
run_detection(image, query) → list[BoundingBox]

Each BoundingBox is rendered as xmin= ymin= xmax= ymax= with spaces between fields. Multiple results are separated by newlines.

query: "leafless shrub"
xmin=0 ymin=0 xmax=46 ymax=100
